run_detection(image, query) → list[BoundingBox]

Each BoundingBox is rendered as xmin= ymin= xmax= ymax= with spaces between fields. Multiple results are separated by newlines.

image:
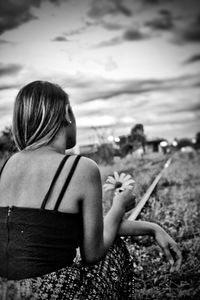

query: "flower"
xmin=103 ymin=171 xmax=135 ymax=193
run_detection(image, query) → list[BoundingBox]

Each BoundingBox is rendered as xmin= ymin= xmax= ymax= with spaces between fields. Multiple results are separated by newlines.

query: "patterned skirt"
xmin=0 ymin=238 xmax=135 ymax=300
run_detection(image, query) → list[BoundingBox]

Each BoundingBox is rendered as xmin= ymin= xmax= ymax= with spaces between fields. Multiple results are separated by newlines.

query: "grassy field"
xmin=100 ymin=151 xmax=200 ymax=299
xmin=0 ymin=150 xmax=199 ymax=299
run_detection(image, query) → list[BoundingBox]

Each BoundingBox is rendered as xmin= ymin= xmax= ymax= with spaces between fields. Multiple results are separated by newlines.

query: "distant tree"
xmin=130 ymin=123 xmax=146 ymax=153
xmin=116 ymin=124 xmax=146 ymax=157
xmin=195 ymin=132 xmax=200 ymax=149
xmin=120 ymin=143 xmax=133 ymax=157
xmin=177 ymin=138 xmax=193 ymax=149
xmin=83 ymin=143 xmax=114 ymax=165
xmin=0 ymin=126 xmax=17 ymax=155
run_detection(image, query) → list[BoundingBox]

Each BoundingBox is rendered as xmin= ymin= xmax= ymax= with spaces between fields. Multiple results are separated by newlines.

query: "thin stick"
xmin=128 ymin=157 xmax=172 ymax=221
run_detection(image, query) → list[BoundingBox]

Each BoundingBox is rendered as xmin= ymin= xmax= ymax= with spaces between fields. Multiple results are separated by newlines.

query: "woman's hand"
xmin=113 ymin=188 xmax=136 ymax=213
xmin=154 ymin=226 xmax=182 ymax=272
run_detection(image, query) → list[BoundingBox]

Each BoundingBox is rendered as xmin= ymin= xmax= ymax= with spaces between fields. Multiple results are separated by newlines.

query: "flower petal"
xmin=125 ymin=185 xmax=134 ymax=190
xmin=103 ymin=183 xmax=114 ymax=191
xmin=122 ymin=184 xmax=134 ymax=190
xmin=106 ymin=176 xmax=116 ymax=184
xmin=119 ymin=173 xmax=126 ymax=181
xmin=104 ymin=183 xmax=114 ymax=188
xmin=123 ymin=179 xmax=135 ymax=186
xmin=123 ymin=174 xmax=132 ymax=181
xmin=104 ymin=187 xmax=113 ymax=191
xmin=114 ymin=171 xmax=120 ymax=181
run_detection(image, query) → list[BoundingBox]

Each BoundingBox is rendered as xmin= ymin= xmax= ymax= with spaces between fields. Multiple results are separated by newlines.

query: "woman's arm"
xmin=118 ymin=220 xmax=182 ymax=271
xmin=79 ymin=158 xmax=134 ymax=264
xmin=118 ymin=220 xmax=158 ymax=236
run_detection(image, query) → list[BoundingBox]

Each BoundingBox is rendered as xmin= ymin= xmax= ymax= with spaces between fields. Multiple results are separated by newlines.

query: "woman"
xmin=0 ymin=81 xmax=182 ymax=299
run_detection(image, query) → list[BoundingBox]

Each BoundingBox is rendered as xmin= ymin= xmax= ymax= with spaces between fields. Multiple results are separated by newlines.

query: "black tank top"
xmin=0 ymin=155 xmax=82 ymax=280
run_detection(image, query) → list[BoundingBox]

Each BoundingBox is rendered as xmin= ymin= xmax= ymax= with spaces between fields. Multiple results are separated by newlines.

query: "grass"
xmin=0 ymin=150 xmax=199 ymax=299
xmin=100 ymin=151 xmax=200 ymax=299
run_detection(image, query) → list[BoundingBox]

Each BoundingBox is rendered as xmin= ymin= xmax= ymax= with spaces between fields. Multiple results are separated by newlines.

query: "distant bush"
xmin=84 ymin=143 xmax=115 ymax=165
xmin=0 ymin=126 xmax=17 ymax=157
xmin=195 ymin=132 xmax=200 ymax=149
xmin=177 ymin=138 xmax=193 ymax=149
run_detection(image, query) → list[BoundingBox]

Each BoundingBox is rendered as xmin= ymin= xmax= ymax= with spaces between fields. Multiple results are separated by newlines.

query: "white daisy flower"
xmin=103 ymin=171 xmax=135 ymax=193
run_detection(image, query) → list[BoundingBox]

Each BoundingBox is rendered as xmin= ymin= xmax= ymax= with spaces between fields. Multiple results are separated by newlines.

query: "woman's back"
xmin=0 ymin=152 xmax=83 ymax=280
xmin=0 ymin=151 xmax=83 ymax=213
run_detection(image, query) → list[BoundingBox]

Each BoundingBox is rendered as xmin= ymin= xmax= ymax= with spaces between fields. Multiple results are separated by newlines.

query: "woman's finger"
xmin=162 ymin=246 xmax=174 ymax=266
xmin=170 ymin=243 xmax=182 ymax=271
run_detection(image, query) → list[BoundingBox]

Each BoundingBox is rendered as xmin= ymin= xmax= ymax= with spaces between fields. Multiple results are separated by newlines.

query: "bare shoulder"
xmin=78 ymin=156 xmax=100 ymax=179
xmin=75 ymin=156 xmax=101 ymax=192
xmin=1 ymin=152 xmax=21 ymax=169
xmin=76 ymin=156 xmax=102 ymax=205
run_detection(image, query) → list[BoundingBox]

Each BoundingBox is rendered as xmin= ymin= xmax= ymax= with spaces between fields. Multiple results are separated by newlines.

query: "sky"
xmin=0 ymin=0 xmax=200 ymax=145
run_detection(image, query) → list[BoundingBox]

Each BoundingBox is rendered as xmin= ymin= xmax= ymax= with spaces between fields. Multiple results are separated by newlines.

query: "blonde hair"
xmin=12 ymin=81 xmax=69 ymax=151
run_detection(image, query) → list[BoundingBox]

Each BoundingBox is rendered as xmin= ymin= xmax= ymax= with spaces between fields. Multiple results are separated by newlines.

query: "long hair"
xmin=12 ymin=81 xmax=69 ymax=151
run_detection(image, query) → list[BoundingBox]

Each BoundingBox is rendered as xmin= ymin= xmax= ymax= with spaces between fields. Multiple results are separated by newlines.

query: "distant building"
xmin=146 ymin=138 xmax=168 ymax=153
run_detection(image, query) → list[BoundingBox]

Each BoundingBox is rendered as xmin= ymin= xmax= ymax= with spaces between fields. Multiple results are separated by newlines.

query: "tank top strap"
xmin=53 ymin=155 xmax=81 ymax=211
xmin=40 ymin=155 xmax=70 ymax=209
xmin=0 ymin=157 xmax=10 ymax=178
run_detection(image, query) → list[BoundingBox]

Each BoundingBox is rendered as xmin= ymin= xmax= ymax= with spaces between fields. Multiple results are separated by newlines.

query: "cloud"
xmin=0 ymin=0 xmax=39 ymax=35
xmin=67 ymin=72 xmax=200 ymax=104
xmin=48 ymin=0 xmax=67 ymax=5
xmin=95 ymin=36 xmax=122 ymax=47
xmin=180 ymin=28 xmax=200 ymax=43
xmin=173 ymin=14 xmax=200 ymax=44
xmin=182 ymin=30 xmax=200 ymax=43
xmin=123 ymin=28 xmax=149 ymax=41
xmin=0 ymin=84 xmax=20 ymax=91
xmin=0 ymin=69 xmax=199 ymax=140
xmin=0 ymin=0 xmax=66 ymax=35
xmin=101 ymin=21 xmax=124 ymax=31
xmin=113 ymin=0 xmax=132 ymax=16
xmin=64 ymin=20 xmax=98 ymax=37
xmin=0 ymin=39 xmax=12 ymax=45
xmin=142 ymin=0 xmax=184 ymax=7
xmin=95 ymin=27 xmax=150 ymax=47
xmin=52 ymin=36 xmax=69 ymax=42
xmin=0 ymin=63 xmax=197 ymax=105
xmin=141 ymin=0 xmax=200 ymax=44
xmin=183 ymin=54 xmax=200 ymax=64
xmin=145 ymin=10 xmax=174 ymax=30
xmin=77 ymin=115 xmax=116 ymax=128
xmin=171 ymin=102 xmax=200 ymax=113
xmin=143 ymin=0 xmax=160 ymax=4
xmin=65 ymin=27 xmax=86 ymax=37
xmin=72 ymin=74 xmax=200 ymax=143
xmin=0 ymin=63 xmax=23 ymax=77
xmin=87 ymin=0 xmax=132 ymax=20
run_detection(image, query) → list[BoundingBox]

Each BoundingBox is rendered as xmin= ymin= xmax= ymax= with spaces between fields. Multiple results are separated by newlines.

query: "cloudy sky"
xmin=0 ymin=0 xmax=200 ymax=145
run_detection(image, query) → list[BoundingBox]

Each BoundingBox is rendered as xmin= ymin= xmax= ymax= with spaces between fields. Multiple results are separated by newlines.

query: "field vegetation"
xmin=0 ymin=149 xmax=199 ymax=299
xmin=100 ymin=151 xmax=200 ymax=299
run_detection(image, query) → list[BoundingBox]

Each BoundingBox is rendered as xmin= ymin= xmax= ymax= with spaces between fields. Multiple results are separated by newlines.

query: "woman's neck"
xmin=46 ymin=127 xmax=67 ymax=154
xmin=22 ymin=128 xmax=67 ymax=155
